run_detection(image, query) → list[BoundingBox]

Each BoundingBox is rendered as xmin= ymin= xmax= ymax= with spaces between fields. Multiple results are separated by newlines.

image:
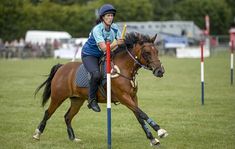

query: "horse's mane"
xmin=113 ymin=32 xmax=152 ymax=55
xmin=125 ymin=32 xmax=152 ymax=48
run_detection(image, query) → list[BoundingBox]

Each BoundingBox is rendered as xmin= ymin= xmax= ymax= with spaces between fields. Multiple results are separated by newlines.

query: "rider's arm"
xmin=93 ymin=24 xmax=123 ymax=52
xmin=98 ymin=42 xmax=106 ymax=51
xmin=98 ymin=41 xmax=118 ymax=51
xmin=110 ymin=25 xmax=124 ymax=50
xmin=110 ymin=39 xmax=124 ymax=50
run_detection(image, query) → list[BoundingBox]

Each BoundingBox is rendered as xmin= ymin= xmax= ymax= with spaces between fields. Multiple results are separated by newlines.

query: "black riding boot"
xmin=87 ymin=98 xmax=101 ymax=112
xmin=87 ymin=71 xmax=101 ymax=112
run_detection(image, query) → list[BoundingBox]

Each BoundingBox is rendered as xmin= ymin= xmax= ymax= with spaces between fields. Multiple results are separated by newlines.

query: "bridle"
xmin=111 ymin=43 xmax=160 ymax=82
xmin=125 ymin=43 xmax=158 ymax=71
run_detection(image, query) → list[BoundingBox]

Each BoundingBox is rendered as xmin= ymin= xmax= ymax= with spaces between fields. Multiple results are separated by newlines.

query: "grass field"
xmin=0 ymin=51 xmax=234 ymax=149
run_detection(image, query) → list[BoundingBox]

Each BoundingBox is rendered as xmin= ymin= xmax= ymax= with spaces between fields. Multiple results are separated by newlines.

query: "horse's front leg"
xmin=134 ymin=112 xmax=160 ymax=146
xmin=118 ymin=93 xmax=165 ymax=146
xmin=136 ymin=108 xmax=168 ymax=138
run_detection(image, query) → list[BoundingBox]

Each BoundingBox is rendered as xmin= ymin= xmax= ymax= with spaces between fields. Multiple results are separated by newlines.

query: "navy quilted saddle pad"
xmin=75 ymin=63 xmax=106 ymax=88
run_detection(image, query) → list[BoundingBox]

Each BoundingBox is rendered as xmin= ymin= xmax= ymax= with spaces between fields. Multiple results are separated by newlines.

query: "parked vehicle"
xmin=54 ymin=38 xmax=88 ymax=60
xmin=25 ymin=30 xmax=72 ymax=45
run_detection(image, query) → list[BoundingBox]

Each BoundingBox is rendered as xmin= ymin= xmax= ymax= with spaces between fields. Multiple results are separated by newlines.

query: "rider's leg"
xmin=82 ymin=55 xmax=101 ymax=112
xmin=87 ymin=70 xmax=101 ymax=112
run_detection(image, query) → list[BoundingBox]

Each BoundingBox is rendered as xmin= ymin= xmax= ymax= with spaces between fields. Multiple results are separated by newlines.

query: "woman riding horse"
xmin=33 ymin=31 xmax=168 ymax=146
xmin=82 ymin=4 xmax=124 ymax=112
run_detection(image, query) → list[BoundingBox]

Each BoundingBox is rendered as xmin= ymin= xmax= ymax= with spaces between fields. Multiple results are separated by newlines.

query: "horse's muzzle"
xmin=153 ymin=65 xmax=165 ymax=77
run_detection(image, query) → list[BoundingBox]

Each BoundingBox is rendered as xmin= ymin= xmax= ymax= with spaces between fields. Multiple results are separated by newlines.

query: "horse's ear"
xmin=151 ymin=34 xmax=157 ymax=43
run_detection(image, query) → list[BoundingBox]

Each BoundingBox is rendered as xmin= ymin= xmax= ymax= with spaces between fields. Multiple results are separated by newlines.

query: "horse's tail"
xmin=34 ymin=63 xmax=63 ymax=107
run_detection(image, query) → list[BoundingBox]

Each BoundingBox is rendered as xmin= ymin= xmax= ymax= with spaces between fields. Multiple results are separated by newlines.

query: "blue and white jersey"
xmin=82 ymin=22 xmax=121 ymax=58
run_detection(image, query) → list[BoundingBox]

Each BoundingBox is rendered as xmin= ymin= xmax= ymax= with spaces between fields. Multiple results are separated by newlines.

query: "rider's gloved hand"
xmin=117 ymin=38 xmax=126 ymax=49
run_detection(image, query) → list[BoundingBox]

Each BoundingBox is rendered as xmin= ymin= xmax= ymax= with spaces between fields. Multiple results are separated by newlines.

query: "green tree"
xmin=1 ymin=0 xmax=234 ymax=41
xmin=98 ymin=0 xmax=154 ymax=21
xmin=49 ymin=0 xmax=96 ymax=5
xmin=23 ymin=1 xmax=64 ymax=30
xmin=62 ymin=3 xmax=97 ymax=37
xmin=149 ymin=0 xmax=184 ymax=20
xmin=226 ymin=0 xmax=235 ymax=17
xmin=0 ymin=0 xmax=25 ymax=41
xmin=30 ymin=0 xmax=42 ymax=5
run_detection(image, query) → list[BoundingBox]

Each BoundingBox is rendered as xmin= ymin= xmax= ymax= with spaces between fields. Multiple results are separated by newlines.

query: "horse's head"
xmin=140 ymin=34 xmax=164 ymax=77
xmin=125 ymin=32 xmax=164 ymax=77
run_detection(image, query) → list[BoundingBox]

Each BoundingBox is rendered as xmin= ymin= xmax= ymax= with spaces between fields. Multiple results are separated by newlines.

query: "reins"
xmin=110 ymin=44 xmax=153 ymax=82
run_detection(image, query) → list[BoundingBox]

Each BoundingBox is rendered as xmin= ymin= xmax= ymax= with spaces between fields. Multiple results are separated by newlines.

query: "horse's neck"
xmin=113 ymin=50 xmax=140 ymax=78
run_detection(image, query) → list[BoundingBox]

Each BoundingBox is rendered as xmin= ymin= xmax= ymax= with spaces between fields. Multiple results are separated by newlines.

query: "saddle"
xmin=75 ymin=57 xmax=120 ymax=98
xmin=75 ymin=53 xmax=120 ymax=86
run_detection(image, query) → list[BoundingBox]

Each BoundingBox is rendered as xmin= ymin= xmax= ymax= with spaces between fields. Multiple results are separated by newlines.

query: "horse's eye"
xmin=145 ymin=52 xmax=151 ymax=55
xmin=142 ymin=52 xmax=151 ymax=60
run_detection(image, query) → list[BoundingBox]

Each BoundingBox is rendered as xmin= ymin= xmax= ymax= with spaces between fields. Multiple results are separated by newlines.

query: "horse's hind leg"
xmin=64 ymin=97 xmax=85 ymax=142
xmin=33 ymin=97 xmax=66 ymax=140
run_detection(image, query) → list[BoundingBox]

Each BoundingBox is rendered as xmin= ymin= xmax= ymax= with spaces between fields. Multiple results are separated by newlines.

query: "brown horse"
xmin=33 ymin=32 xmax=167 ymax=146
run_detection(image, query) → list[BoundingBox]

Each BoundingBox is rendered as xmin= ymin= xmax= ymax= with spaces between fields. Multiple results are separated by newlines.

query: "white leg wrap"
xmin=158 ymin=128 xmax=168 ymax=138
xmin=73 ymin=138 xmax=82 ymax=142
xmin=150 ymin=138 xmax=160 ymax=146
xmin=33 ymin=128 xmax=41 ymax=140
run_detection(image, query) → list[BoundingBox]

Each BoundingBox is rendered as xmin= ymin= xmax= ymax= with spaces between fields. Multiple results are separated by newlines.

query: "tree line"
xmin=0 ymin=0 xmax=234 ymax=41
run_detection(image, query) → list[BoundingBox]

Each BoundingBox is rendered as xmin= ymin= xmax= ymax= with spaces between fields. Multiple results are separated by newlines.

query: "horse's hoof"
xmin=150 ymin=138 xmax=160 ymax=147
xmin=32 ymin=128 xmax=41 ymax=140
xmin=33 ymin=134 xmax=40 ymax=140
xmin=73 ymin=138 xmax=82 ymax=142
xmin=158 ymin=128 xmax=168 ymax=138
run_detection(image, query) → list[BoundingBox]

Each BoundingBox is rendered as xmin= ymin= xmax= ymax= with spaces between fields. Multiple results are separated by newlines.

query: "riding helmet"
xmin=99 ymin=4 xmax=116 ymax=17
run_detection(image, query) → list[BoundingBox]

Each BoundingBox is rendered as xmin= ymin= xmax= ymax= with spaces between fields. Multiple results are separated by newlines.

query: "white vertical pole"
xmin=201 ymin=42 xmax=204 ymax=105
xmin=231 ymin=41 xmax=234 ymax=85
xmin=106 ymin=41 xmax=111 ymax=149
